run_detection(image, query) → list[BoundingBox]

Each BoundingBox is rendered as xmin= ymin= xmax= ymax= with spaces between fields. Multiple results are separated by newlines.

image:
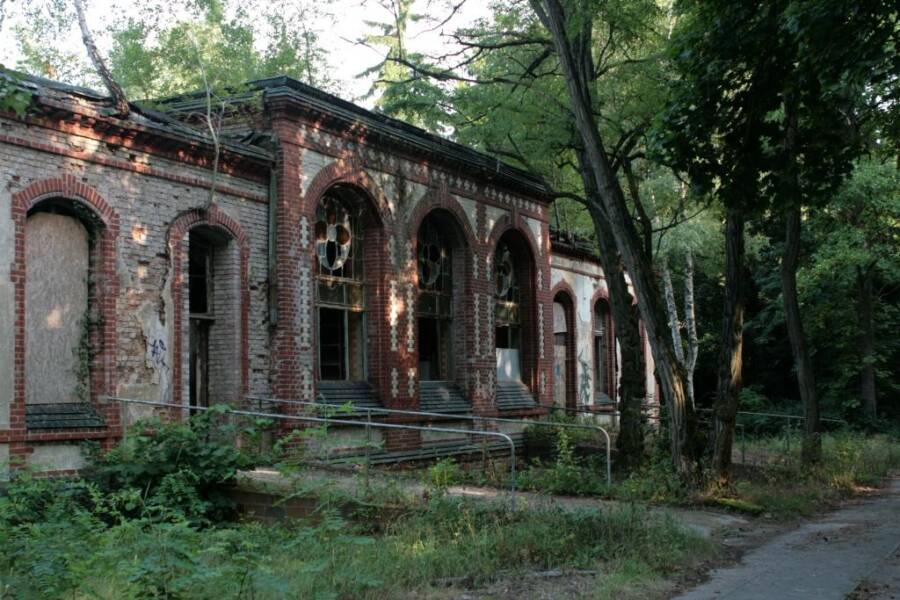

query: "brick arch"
xmin=550 ymin=282 xmax=578 ymax=410
xmin=406 ymin=191 xmax=479 ymax=252
xmin=167 ymin=205 xmax=250 ymax=411
xmin=485 ymin=214 xmax=540 ymax=262
xmin=303 ymin=157 xmax=392 ymax=227
xmin=9 ymin=175 xmax=121 ymax=447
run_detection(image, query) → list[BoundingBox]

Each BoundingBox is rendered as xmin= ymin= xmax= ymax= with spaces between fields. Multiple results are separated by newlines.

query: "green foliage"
xmin=710 ymin=431 xmax=900 ymax=518
xmin=84 ymin=407 xmax=261 ymax=524
xmin=9 ymin=0 xmax=334 ymax=98
xmin=613 ymin=439 xmax=690 ymax=505
xmin=0 ymin=68 xmax=32 ymax=116
xmin=519 ymin=429 xmax=610 ymax=496
xmin=0 ymin=470 xmax=713 ymax=598
xmin=424 ymin=457 xmax=463 ymax=491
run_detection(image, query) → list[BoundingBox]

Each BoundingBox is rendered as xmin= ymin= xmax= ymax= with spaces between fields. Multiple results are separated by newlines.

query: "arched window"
xmin=315 ymin=188 xmax=366 ymax=381
xmin=593 ymin=299 xmax=615 ymax=403
xmin=552 ymin=292 xmax=576 ymax=409
xmin=494 ymin=240 xmax=521 ymax=367
xmin=417 ymin=218 xmax=453 ymax=380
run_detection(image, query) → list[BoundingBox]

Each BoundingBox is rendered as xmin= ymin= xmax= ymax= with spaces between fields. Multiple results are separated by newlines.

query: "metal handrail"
xmin=102 ymin=396 xmax=519 ymax=505
xmin=246 ymin=394 xmax=613 ymax=486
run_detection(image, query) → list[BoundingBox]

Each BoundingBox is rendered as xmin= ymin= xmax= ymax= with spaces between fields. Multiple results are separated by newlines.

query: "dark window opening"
xmin=318 ymin=307 xmax=366 ymax=381
xmin=188 ymin=227 xmax=233 ymax=408
xmin=189 ymin=237 xmax=213 ymax=315
xmin=418 ymin=317 xmax=452 ymax=380
xmin=495 ymin=238 xmax=527 ymax=384
xmin=594 ymin=301 xmax=613 ymax=403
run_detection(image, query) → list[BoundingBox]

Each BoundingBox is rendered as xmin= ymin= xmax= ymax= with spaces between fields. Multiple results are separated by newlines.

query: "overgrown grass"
xmin=513 ymin=427 xmax=900 ymax=520
xmin=0 ymin=476 xmax=713 ymax=598
xmin=705 ymin=432 xmax=900 ymax=519
xmin=0 ymin=413 xmax=715 ymax=599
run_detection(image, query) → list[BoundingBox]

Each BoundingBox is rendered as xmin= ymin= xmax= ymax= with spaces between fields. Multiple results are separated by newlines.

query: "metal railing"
xmin=644 ymin=408 xmax=848 ymax=463
xmin=246 ymin=394 xmax=613 ymax=486
xmin=103 ymin=396 xmax=520 ymax=505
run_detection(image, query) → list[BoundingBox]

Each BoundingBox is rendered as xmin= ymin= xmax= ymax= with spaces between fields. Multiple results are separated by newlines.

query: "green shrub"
xmin=84 ymin=405 xmax=261 ymax=524
xmin=519 ymin=430 xmax=609 ymax=496
xmin=425 ymin=457 xmax=463 ymax=491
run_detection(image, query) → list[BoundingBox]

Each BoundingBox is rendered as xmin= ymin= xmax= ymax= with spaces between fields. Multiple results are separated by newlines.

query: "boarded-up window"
xmin=25 ymin=212 xmax=89 ymax=404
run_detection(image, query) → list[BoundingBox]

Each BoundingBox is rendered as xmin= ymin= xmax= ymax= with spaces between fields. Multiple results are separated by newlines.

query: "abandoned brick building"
xmin=0 ymin=71 xmax=656 ymax=474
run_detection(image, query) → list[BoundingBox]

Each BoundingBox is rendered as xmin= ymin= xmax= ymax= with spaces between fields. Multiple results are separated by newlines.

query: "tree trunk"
xmin=73 ymin=0 xmax=129 ymax=116
xmin=532 ymin=0 xmax=699 ymax=475
xmin=856 ymin=265 xmax=877 ymax=420
xmin=782 ymin=206 xmax=821 ymax=463
xmin=683 ymin=250 xmax=699 ymax=410
xmin=576 ymin=150 xmax=645 ymax=471
xmin=712 ymin=205 xmax=745 ymax=481
xmin=662 ymin=261 xmax=685 ymax=366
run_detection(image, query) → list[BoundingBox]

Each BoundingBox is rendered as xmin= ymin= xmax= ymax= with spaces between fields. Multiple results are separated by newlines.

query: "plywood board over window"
xmin=25 ymin=211 xmax=89 ymax=405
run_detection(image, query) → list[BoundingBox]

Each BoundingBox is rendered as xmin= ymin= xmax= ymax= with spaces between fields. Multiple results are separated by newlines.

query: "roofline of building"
xmin=255 ymin=76 xmax=550 ymax=200
xmin=157 ymin=75 xmax=551 ymax=201
xmin=1 ymin=69 xmax=273 ymax=169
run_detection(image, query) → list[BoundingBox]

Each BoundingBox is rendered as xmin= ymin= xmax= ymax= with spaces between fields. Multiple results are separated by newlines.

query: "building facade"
xmin=0 ymin=72 xmax=655 ymax=474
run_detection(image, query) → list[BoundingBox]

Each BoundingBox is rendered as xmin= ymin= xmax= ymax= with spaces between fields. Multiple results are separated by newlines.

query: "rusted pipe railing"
xmin=103 ymin=396 xmax=519 ymax=506
xmin=247 ymin=394 xmax=613 ymax=486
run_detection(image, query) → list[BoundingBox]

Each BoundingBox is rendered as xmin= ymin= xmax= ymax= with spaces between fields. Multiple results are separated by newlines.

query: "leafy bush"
xmin=519 ymin=430 xmax=610 ymax=496
xmin=84 ymin=405 xmax=261 ymax=524
xmin=425 ymin=457 xmax=463 ymax=491
xmin=0 ymin=473 xmax=713 ymax=598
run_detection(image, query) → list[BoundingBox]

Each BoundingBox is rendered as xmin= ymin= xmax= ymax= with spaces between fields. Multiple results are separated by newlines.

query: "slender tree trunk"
xmin=856 ymin=265 xmax=877 ymax=420
xmin=576 ymin=151 xmax=644 ymax=471
xmin=533 ymin=0 xmax=699 ymax=475
xmin=73 ymin=0 xmax=129 ymax=116
xmin=712 ymin=205 xmax=745 ymax=481
xmin=782 ymin=206 xmax=821 ymax=463
xmin=683 ymin=250 xmax=699 ymax=410
xmin=780 ymin=95 xmax=820 ymax=464
xmin=662 ymin=261 xmax=685 ymax=366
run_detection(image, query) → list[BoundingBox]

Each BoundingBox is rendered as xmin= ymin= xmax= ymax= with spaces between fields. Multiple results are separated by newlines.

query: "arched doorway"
xmin=415 ymin=209 xmax=471 ymax=411
xmin=313 ymin=184 xmax=383 ymax=405
xmin=494 ymin=229 xmax=537 ymax=409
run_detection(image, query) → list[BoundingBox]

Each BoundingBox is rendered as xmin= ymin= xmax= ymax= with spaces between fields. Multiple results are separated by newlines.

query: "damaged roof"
xmin=1 ymin=68 xmax=271 ymax=164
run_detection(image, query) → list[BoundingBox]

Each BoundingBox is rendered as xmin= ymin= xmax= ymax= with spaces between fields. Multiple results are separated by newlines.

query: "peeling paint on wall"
xmin=137 ymin=301 xmax=171 ymax=400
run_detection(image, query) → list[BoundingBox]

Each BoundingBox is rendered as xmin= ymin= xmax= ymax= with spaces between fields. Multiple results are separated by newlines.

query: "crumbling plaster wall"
xmin=551 ymin=255 xmax=614 ymax=406
xmin=0 ymin=116 xmax=270 ymax=433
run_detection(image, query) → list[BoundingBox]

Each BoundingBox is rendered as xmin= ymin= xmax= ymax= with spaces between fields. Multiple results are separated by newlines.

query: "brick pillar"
xmin=271 ymin=122 xmax=314 ymax=410
xmin=471 ymin=202 xmax=496 ymax=415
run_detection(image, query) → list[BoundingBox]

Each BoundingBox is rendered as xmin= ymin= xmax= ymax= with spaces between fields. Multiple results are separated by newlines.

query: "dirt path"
xmin=673 ymin=477 xmax=900 ymax=600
